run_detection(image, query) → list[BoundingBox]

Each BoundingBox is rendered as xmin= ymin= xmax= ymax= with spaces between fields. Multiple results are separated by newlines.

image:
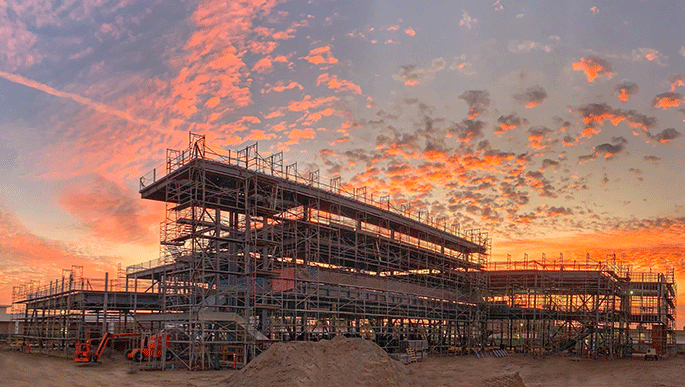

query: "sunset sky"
xmin=1 ymin=0 xmax=684 ymax=322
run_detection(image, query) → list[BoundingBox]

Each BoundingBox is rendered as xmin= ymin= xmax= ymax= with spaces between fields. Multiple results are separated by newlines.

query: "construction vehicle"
xmin=74 ymin=332 xmax=141 ymax=363
xmin=127 ymin=333 xmax=173 ymax=362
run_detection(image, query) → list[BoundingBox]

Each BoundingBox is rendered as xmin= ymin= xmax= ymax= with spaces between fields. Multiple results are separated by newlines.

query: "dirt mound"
xmin=481 ymin=372 xmax=527 ymax=387
xmin=225 ymin=336 xmax=414 ymax=387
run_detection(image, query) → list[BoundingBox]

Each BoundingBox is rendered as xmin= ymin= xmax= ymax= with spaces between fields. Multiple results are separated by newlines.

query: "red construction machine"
xmin=127 ymin=333 xmax=173 ymax=362
xmin=74 ymin=332 xmax=141 ymax=363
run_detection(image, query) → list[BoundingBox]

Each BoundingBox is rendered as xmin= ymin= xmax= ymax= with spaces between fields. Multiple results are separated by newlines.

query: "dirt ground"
xmin=2 ymin=348 xmax=685 ymax=387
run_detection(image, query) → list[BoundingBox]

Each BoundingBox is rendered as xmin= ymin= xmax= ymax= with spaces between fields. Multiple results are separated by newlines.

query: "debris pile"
xmin=225 ymin=336 xmax=414 ymax=387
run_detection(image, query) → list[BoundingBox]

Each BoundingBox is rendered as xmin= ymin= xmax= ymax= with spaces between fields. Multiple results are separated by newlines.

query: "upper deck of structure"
xmin=138 ymin=136 xmax=488 ymax=257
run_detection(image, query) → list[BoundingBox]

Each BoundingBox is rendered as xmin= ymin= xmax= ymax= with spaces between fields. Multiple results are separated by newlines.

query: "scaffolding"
xmin=483 ymin=254 xmax=676 ymax=358
xmin=127 ymin=133 xmax=490 ymax=369
xmin=8 ymin=133 xmax=676 ymax=368
xmin=10 ymin=265 xmax=161 ymax=356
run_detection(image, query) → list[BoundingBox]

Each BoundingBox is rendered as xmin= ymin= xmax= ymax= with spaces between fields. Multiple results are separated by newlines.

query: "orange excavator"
xmin=74 ymin=332 xmax=141 ymax=363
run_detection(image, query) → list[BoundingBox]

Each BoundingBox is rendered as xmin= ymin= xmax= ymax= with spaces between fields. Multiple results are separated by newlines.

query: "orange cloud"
xmin=669 ymin=74 xmax=685 ymax=91
xmin=247 ymin=40 xmax=277 ymax=55
xmin=302 ymin=46 xmax=339 ymax=65
xmin=0 ymin=206 xmax=120 ymax=305
xmin=287 ymin=95 xmax=338 ymax=112
xmin=572 ymin=56 xmax=613 ymax=82
xmin=618 ymin=89 xmax=629 ymax=101
xmin=286 ymin=128 xmax=316 ymax=144
xmin=404 ymin=27 xmax=416 ymax=36
xmin=653 ymin=92 xmax=683 ymax=110
xmin=316 ymin=73 xmax=362 ymax=94
xmin=170 ymin=0 xmax=290 ymax=119
xmin=252 ymin=56 xmax=273 ymax=73
xmin=59 ymin=176 xmax=161 ymax=245
xmin=262 ymin=81 xmax=303 ymax=94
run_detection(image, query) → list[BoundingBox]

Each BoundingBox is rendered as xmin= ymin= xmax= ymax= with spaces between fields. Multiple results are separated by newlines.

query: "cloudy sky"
xmin=1 ymin=0 xmax=684 ymax=319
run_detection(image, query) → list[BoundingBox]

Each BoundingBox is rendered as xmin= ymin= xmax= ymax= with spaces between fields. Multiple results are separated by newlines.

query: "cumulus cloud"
xmin=302 ymin=46 xmax=339 ymax=65
xmin=652 ymin=92 xmax=683 ymax=110
xmin=614 ymin=81 xmax=639 ymax=102
xmin=459 ymin=10 xmax=477 ymax=29
xmin=261 ymin=80 xmax=303 ymax=94
xmin=496 ymin=113 xmax=529 ymax=134
xmin=578 ymin=137 xmax=627 ymax=162
xmin=393 ymin=58 xmax=446 ymax=86
xmin=458 ymin=90 xmax=490 ymax=119
xmin=448 ymin=55 xmax=476 ymax=76
xmin=573 ymin=103 xmax=658 ymax=138
xmin=448 ymin=119 xmax=486 ymax=143
xmin=316 ymin=73 xmax=362 ymax=94
xmin=631 ymin=47 xmax=668 ymax=66
xmin=669 ymin=74 xmax=685 ymax=91
xmin=572 ymin=56 xmax=613 ymax=82
xmin=513 ymin=85 xmax=548 ymax=108
xmin=527 ymin=126 xmax=556 ymax=150
xmin=649 ymin=128 xmax=682 ymax=143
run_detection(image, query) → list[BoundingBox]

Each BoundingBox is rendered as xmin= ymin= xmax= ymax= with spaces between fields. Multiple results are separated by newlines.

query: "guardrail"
xmin=138 ymin=134 xmax=490 ymax=248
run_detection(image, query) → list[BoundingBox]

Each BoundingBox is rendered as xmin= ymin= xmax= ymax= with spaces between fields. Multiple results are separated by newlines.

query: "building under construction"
xmin=10 ymin=134 xmax=676 ymax=369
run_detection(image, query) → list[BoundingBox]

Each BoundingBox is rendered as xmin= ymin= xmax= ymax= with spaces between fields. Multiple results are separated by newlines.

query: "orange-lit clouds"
xmin=286 ymin=128 xmax=316 ymax=144
xmin=495 ymin=113 xmax=528 ymax=134
xmin=513 ymin=86 xmax=547 ymax=108
xmin=302 ymin=46 xmax=339 ymax=65
xmin=649 ymin=128 xmax=682 ymax=143
xmin=527 ymin=126 xmax=555 ymax=150
xmin=316 ymin=73 xmax=362 ymax=94
xmin=393 ymin=58 xmax=446 ymax=86
xmin=590 ymin=6 xmax=599 ymax=14
xmin=652 ymin=92 xmax=683 ymax=110
xmin=287 ymin=95 xmax=338 ymax=112
xmin=404 ymin=27 xmax=416 ymax=36
xmin=459 ymin=90 xmax=490 ymax=119
xmin=169 ymin=0 xmax=300 ymax=119
xmin=631 ymin=47 xmax=668 ymax=66
xmin=614 ymin=81 xmax=638 ymax=102
xmin=572 ymin=56 xmax=613 ymax=82
xmin=578 ymin=138 xmax=627 ymax=163
xmin=495 ymin=218 xmax=685 ymax=277
xmin=573 ymin=103 xmax=657 ymax=138
xmin=252 ymin=56 xmax=274 ymax=73
xmin=670 ymin=74 xmax=685 ymax=91
xmin=261 ymin=80 xmax=303 ymax=94
xmin=0 ymin=206 xmax=118 ymax=304
xmin=59 ymin=176 xmax=161 ymax=244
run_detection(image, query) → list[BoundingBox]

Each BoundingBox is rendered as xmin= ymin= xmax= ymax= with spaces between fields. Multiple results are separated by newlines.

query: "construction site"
xmin=8 ymin=133 xmax=677 ymax=371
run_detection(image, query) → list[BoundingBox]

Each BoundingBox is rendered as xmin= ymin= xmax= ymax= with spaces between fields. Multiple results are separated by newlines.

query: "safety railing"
xmin=138 ymin=133 xmax=489 ymax=249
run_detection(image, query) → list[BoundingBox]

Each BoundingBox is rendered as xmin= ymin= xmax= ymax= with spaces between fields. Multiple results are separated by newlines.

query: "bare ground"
xmin=2 ymin=348 xmax=685 ymax=387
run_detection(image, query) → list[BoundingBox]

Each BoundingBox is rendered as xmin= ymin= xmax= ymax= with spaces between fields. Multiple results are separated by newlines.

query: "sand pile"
xmin=481 ymin=372 xmax=527 ymax=387
xmin=225 ymin=336 xmax=414 ymax=387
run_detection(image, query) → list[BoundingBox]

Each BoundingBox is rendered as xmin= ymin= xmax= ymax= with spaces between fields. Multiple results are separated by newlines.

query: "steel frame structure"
xmin=10 ymin=265 xmax=160 ymax=356
xmin=8 ymin=134 xmax=676 ymax=368
xmin=129 ymin=133 xmax=489 ymax=369
xmin=484 ymin=255 xmax=676 ymax=358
